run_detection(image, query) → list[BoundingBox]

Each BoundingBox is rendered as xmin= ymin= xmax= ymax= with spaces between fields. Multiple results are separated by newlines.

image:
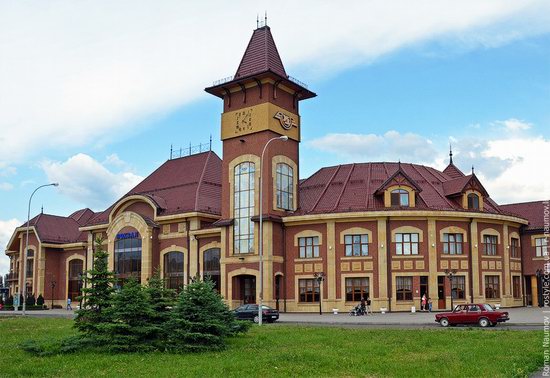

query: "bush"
xmin=165 ymin=278 xmax=250 ymax=353
xmin=36 ymin=294 xmax=45 ymax=306
xmin=26 ymin=294 xmax=36 ymax=306
xmin=5 ymin=296 xmax=13 ymax=306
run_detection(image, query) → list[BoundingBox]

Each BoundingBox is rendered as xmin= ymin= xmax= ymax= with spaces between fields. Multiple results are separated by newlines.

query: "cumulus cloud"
xmin=1 ymin=1 xmax=549 ymax=169
xmin=495 ymin=118 xmax=532 ymax=131
xmin=0 ymin=182 xmax=14 ymax=191
xmin=0 ymin=218 xmax=20 ymax=276
xmin=308 ymin=131 xmax=437 ymax=163
xmin=41 ymin=154 xmax=143 ymax=210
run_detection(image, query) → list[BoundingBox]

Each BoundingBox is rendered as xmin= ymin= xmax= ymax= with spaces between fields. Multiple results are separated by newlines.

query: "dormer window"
xmin=467 ymin=193 xmax=479 ymax=210
xmin=391 ymin=189 xmax=409 ymax=207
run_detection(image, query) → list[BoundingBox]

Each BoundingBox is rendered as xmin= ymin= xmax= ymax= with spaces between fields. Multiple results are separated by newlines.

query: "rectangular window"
xmin=299 ymin=279 xmax=319 ymax=302
xmin=510 ymin=238 xmax=520 ymax=258
xmin=485 ymin=275 xmax=500 ymax=299
xmin=512 ymin=276 xmax=521 ymax=299
xmin=442 ymin=233 xmax=463 ymax=255
xmin=344 ymin=234 xmax=369 ymax=256
xmin=451 ymin=276 xmax=466 ymax=299
xmin=395 ymin=233 xmax=419 ymax=255
xmin=345 ymin=277 xmax=370 ymax=302
xmin=234 ymin=162 xmax=255 ymax=254
xmin=482 ymin=235 xmax=498 ymax=256
xmin=396 ymin=276 xmax=413 ymax=301
xmin=276 ymin=163 xmax=294 ymax=211
xmin=536 ymin=237 xmax=548 ymax=257
xmin=299 ymin=236 xmax=320 ymax=259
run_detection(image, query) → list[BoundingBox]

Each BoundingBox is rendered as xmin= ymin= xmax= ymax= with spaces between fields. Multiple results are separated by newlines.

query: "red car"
xmin=435 ymin=304 xmax=509 ymax=327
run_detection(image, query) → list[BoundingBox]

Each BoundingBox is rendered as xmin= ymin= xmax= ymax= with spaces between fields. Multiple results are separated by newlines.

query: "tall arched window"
xmin=203 ymin=248 xmax=221 ymax=292
xmin=114 ymin=234 xmax=142 ymax=283
xmin=276 ymin=163 xmax=294 ymax=210
xmin=164 ymin=251 xmax=184 ymax=291
xmin=68 ymin=259 xmax=83 ymax=302
xmin=234 ymin=162 xmax=255 ymax=254
xmin=467 ymin=193 xmax=480 ymax=210
xmin=26 ymin=249 xmax=34 ymax=278
xmin=390 ymin=189 xmax=409 ymax=207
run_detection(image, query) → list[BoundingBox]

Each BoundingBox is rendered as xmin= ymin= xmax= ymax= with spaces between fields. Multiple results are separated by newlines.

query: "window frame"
xmin=395 ymin=233 xmax=419 ymax=255
xmin=344 ymin=234 xmax=369 ymax=257
xmin=482 ymin=235 xmax=498 ymax=256
xmin=396 ymin=276 xmax=413 ymax=301
xmin=510 ymin=237 xmax=520 ymax=258
xmin=484 ymin=275 xmax=500 ymax=299
xmin=163 ymin=251 xmax=185 ymax=291
xmin=442 ymin=233 xmax=464 ymax=255
xmin=275 ymin=163 xmax=294 ymax=211
xmin=203 ymin=248 xmax=221 ymax=293
xmin=390 ymin=189 xmax=410 ymax=207
xmin=233 ymin=162 xmax=255 ymax=254
xmin=345 ymin=277 xmax=370 ymax=302
xmin=536 ymin=237 xmax=548 ymax=257
xmin=451 ymin=275 xmax=466 ymax=299
xmin=512 ymin=276 xmax=521 ymax=299
xmin=114 ymin=236 xmax=142 ymax=281
xmin=298 ymin=236 xmax=320 ymax=259
xmin=298 ymin=278 xmax=319 ymax=303
xmin=467 ymin=193 xmax=480 ymax=210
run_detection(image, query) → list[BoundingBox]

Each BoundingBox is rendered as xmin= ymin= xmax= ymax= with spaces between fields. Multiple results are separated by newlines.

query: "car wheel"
xmin=253 ymin=315 xmax=259 ymax=324
xmin=439 ymin=318 xmax=450 ymax=327
xmin=478 ymin=318 xmax=490 ymax=328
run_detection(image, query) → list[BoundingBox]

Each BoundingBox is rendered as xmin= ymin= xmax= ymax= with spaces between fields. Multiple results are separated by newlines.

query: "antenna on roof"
xmin=256 ymin=14 xmax=259 ymax=29
xmin=265 ymin=11 xmax=268 ymax=26
xmin=449 ymin=143 xmax=453 ymax=164
xmin=170 ymin=144 xmax=173 ymax=160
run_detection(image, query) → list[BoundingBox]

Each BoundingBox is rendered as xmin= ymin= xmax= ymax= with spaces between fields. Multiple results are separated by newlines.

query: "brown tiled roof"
xmin=69 ymin=208 xmax=95 ymax=226
xmin=500 ymin=201 xmax=548 ymax=231
xmin=442 ymin=174 xmax=489 ymax=197
xmin=296 ymin=162 xmax=504 ymax=215
xmin=22 ymin=213 xmax=85 ymax=244
xmin=442 ymin=163 xmax=465 ymax=179
xmin=235 ymin=26 xmax=286 ymax=79
xmin=86 ymin=151 xmax=222 ymax=226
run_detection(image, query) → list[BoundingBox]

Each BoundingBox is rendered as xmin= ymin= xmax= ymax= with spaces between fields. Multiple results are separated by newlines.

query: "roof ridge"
xmin=194 ymin=151 xmax=212 ymax=211
xmin=310 ymin=165 xmax=341 ymax=214
xmin=333 ymin=164 xmax=355 ymax=211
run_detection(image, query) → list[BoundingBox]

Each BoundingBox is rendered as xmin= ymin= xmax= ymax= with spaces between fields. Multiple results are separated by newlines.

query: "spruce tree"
xmin=74 ymin=237 xmax=115 ymax=336
xmin=145 ymin=271 xmax=176 ymax=326
xmin=98 ymin=278 xmax=160 ymax=352
xmin=165 ymin=277 xmax=250 ymax=352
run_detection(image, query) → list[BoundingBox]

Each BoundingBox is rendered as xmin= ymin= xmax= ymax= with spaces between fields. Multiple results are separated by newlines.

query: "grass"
xmin=0 ymin=317 xmax=543 ymax=377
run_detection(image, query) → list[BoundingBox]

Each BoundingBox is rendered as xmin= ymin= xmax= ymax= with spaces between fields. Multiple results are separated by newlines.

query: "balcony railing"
xmin=6 ymin=272 xmax=18 ymax=282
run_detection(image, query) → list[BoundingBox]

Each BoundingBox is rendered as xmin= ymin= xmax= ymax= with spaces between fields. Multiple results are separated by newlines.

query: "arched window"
xmin=234 ymin=162 xmax=255 ymax=254
xmin=164 ymin=251 xmax=184 ymax=291
xmin=390 ymin=189 xmax=409 ymax=207
xmin=467 ymin=193 xmax=480 ymax=210
xmin=26 ymin=249 xmax=34 ymax=277
xmin=68 ymin=259 xmax=83 ymax=302
xmin=203 ymin=248 xmax=221 ymax=292
xmin=114 ymin=234 xmax=142 ymax=283
xmin=276 ymin=163 xmax=294 ymax=210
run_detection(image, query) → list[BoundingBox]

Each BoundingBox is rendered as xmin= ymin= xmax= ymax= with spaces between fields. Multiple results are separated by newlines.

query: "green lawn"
xmin=0 ymin=317 xmax=543 ymax=377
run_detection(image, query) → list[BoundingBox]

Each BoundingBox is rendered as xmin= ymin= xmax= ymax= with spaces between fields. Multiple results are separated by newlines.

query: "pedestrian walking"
xmin=360 ymin=296 xmax=366 ymax=315
xmin=366 ymin=296 xmax=372 ymax=315
xmin=67 ymin=297 xmax=72 ymax=311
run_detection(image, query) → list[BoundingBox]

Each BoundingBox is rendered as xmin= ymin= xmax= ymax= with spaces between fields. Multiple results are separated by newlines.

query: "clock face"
xmin=235 ymin=109 xmax=253 ymax=134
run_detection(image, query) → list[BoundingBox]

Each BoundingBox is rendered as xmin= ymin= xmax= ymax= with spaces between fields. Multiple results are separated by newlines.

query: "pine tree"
xmin=165 ymin=277 xmax=250 ymax=353
xmin=145 ymin=270 xmax=176 ymax=326
xmin=74 ymin=237 xmax=115 ymax=336
xmin=98 ymin=278 xmax=160 ymax=352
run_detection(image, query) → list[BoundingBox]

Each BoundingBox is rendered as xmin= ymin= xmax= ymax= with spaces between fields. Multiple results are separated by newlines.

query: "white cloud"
xmin=1 ymin=1 xmax=549 ymax=169
xmin=495 ymin=118 xmax=532 ymax=131
xmin=308 ymin=130 xmax=437 ymax=163
xmin=0 ymin=218 xmax=20 ymax=276
xmin=0 ymin=182 xmax=14 ymax=191
xmin=41 ymin=154 xmax=143 ymax=210
xmin=310 ymin=123 xmax=550 ymax=204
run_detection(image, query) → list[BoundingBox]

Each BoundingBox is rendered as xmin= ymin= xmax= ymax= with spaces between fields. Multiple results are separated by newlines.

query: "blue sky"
xmin=1 ymin=1 xmax=550 ymax=275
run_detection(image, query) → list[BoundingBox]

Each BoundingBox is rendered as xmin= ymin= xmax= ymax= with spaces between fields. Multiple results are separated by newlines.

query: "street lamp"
xmin=50 ymin=280 xmax=56 ymax=310
xmin=22 ymin=183 xmax=59 ymax=315
xmin=258 ymin=135 xmax=288 ymax=326
xmin=314 ymin=272 xmax=325 ymax=315
xmin=445 ymin=269 xmax=457 ymax=311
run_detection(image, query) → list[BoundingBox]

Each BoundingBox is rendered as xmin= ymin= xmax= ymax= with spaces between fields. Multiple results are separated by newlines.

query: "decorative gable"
xmin=375 ymin=165 xmax=422 ymax=208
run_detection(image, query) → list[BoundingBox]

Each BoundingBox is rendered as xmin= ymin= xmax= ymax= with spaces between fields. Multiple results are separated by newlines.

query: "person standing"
xmin=428 ymin=297 xmax=433 ymax=312
xmin=421 ymin=294 xmax=427 ymax=312
xmin=360 ymin=297 xmax=366 ymax=315
xmin=366 ymin=296 xmax=372 ymax=315
xmin=67 ymin=297 xmax=72 ymax=311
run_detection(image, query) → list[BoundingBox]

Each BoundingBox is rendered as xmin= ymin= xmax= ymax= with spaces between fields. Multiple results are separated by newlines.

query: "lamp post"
xmin=445 ymin=269 xmax=457 ymax=311
xmin=50 ymin=280 xmax=56 ymax=310
xmin=22 ymin=183 xmax=59 ymax=315
xmin=314 ymin=272 xmax=325 ymax=315
xmin=258 ymin=135 xmax=288 ymax=326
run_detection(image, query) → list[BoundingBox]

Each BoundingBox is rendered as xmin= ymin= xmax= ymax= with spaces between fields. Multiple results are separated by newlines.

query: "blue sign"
xmin=116 ymin=231 xmax=140 ymax=240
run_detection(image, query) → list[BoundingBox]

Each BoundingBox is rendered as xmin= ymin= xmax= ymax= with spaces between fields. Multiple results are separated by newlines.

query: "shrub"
xmin=6 ymin=296 xmax=13 ymax=306
xmin=165 ymin=278 xmax=250 ymax=353
xmin=36 ymin=294 xmax=45 ymax=306
xmin=26 ymin=294 xmax=36 ymax=306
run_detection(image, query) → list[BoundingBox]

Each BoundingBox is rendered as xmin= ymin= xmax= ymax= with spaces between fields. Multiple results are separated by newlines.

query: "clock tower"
xmin=205 ymin=24 xmax=315 ymax=307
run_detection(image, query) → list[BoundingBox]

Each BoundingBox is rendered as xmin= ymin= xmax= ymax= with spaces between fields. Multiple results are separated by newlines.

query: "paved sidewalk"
xmin=277 ymin=306 xmax=545 ymax=326
xmin=0 ymin=309 xmax=75 ymax=318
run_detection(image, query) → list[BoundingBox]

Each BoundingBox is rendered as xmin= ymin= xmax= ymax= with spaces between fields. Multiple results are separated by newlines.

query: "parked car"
xmin=233 ymin=304 xmax=279 ymax=323
xmin=435 ymin=304 xmax=509 ymax=327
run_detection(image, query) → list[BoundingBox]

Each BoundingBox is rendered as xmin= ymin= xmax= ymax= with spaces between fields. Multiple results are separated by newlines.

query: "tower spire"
xmin=472 ymin=165 xmax=475 ymax=174
xmin=449 ymin=143 xmax=453 ymax=164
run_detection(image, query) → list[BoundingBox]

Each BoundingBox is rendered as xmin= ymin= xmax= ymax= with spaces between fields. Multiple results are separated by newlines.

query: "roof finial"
xmin=265 ymin=11 xmax=267 ymax=26
xmin=41 ymin=205 xmax=43 ymax=214
xmin=449 ymin=143 xmax=453 ymax=164
xmin=471 ymin=165 xmax=475 ymax=174
xmin=256 ymin=14 xmax=259 ymax=29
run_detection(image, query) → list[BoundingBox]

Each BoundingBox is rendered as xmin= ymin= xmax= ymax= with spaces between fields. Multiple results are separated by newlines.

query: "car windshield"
xmin=482 ymin=304 xmax=495 ymax=312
